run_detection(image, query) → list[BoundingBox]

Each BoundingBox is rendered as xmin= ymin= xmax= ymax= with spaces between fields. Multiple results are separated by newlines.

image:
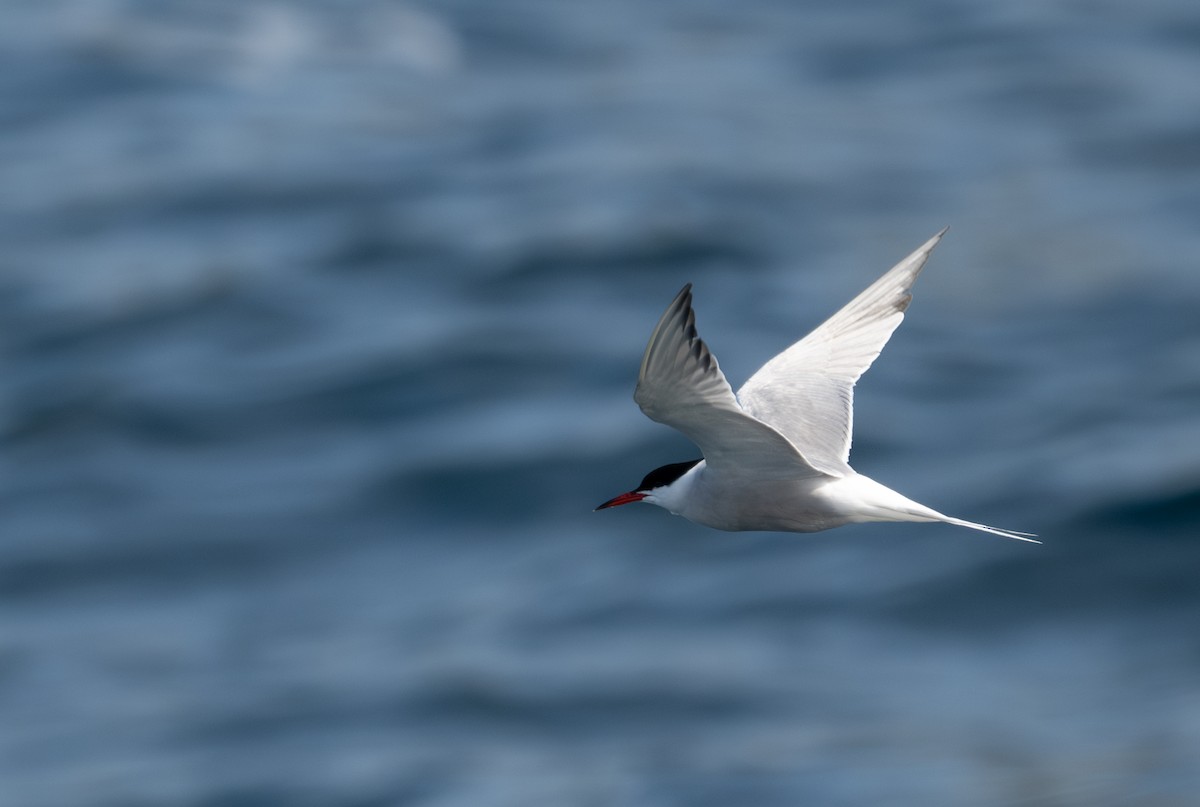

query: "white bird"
xmin=596 ymin=229 xmax=1037 ymax=543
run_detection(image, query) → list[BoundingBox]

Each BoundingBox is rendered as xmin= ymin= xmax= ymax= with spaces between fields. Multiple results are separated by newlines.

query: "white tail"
xmin=897 ymin=495 xmax=1040 ymax=543
xmin=821 ymin=475 xmax=1038 ymax=543
xmin=869 ymin=480 xmax=1038 ymax=543
xmin=933 ymin=515 xmax=1040 ymax=544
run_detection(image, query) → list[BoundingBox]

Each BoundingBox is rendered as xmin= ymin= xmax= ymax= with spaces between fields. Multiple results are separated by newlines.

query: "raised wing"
xmin=635 ymin=284 xmax=823 ymax=479
xmin=737 ymin=229 xmax=947 ymax=476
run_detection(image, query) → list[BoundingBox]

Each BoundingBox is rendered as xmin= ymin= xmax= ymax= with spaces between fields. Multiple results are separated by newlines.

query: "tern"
xmin=596 ymin=229 xmax=1036 ymax=542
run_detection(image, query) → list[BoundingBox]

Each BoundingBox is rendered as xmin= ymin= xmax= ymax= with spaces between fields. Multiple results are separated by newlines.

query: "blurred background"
xmin=2 ymin=1 xmax=1199 ymax=805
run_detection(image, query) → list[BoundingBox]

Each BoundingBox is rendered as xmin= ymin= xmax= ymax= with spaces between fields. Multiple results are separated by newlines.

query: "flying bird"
xmin=596 ymin=229 xmax=1036 ymax=542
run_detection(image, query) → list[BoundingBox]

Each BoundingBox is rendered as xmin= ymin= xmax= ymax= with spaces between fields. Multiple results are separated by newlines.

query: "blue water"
xmin=3 ymin=1 xmax=1200 ymax=805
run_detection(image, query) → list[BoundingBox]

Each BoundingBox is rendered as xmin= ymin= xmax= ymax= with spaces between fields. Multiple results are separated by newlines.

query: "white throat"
xmin=643 ymin=462 xmax=703 ymax=515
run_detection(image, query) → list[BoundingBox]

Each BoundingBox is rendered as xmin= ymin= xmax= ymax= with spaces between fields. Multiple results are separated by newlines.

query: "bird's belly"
xmin=684 ymin=475 xmax=853 ymax=533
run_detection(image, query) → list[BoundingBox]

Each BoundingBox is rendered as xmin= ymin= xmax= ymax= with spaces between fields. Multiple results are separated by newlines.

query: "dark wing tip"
xmin=668 ymin=283 xmax=693 ymax=310
xmin=681 ymin=294 xmax=718 ymax=373
xmin=673 ymin=284 xmax=694 ymax=318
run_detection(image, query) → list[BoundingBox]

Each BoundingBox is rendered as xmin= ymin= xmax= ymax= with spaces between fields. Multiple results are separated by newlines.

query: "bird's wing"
xmin=635 ymin=284 xmax=823 ymax=480
xmin=736 ymin=229 xmax=946 ymax=476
